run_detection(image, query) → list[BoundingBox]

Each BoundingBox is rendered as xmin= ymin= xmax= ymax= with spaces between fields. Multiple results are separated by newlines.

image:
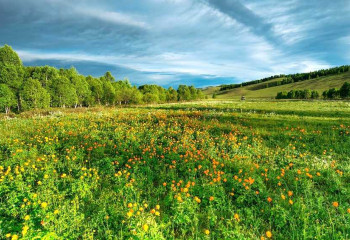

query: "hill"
xmin=205 ymin=70 xmax=350 ymax=99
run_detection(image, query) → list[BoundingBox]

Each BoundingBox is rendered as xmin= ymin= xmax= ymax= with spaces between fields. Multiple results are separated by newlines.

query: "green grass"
xmin=0 ymin=101 xmax=349 ymax=239
xmin=204 ymin=71 xmax=350 ymax=99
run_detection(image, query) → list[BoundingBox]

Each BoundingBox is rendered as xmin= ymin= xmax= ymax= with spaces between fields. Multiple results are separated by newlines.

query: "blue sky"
xmin=1 ymin=0 xmax=349 ymax=87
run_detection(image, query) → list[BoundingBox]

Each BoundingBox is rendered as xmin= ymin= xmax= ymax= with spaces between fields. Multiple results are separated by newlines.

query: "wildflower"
xmin=289 ymin=199 xmax=293 ymax=205
xmin=209 ymin=196 xmax=214 ymax=201
xmin=22 ymin=225 xmax=29 ymax=236
xmin=11 ymin=235 xmax=18 ymax=240
xmin=41 ymin=202 xmax=48 ymax=208
xmin=156 ymin=205 xmax=160 ymax=210
xmin=155 ymin=211 xmax=160 ymax=216
xmin=234 ymin=213 xmax=240 ymax=221
xmin=194 ymin=196 xmax=201 ymax=203
xmin=332 ymin=202 xmax=339 ymax=208
xmin=128 ymin=203 xmax=133 ymax=208
xmin=24 ymin=215 xmax=30 ymax=221
xmin=288 ymin=191 xmax=293 ymax=197
xmin=347 ymin=208 xmax=350 ymax=213
xmin=204 ymin=229 xmax=210 ymax=235
xmin=127 ymin=211 xmax=133 ymax=217
xmin=143 ymin=224 xmax=149 ymax=232
xmin=266 ymin=231 xmax=272 ymax=238
xmin=281 ymin=194 xmax=286 ymax=200
xmin=54 ymin=209 xmax=59 ymax=215
xmin=267 ymin=197 xmax=272 ymax=203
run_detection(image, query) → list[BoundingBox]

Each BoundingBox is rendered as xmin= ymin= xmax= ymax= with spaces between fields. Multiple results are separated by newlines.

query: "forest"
xmin=220 ymin=65 xmax=350 ymax=91
xmin=275 ymin=82 xmax=350 ymax=100
xmin=0 ymin=45 xmax=204 ymax=114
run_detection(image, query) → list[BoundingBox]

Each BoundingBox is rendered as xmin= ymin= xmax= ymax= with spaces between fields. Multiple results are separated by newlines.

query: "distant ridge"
xmin=204 ymin=66 xmax=350 ymax=99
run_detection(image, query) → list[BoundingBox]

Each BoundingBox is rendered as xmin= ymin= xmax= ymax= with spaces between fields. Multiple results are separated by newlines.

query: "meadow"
xmin=0 ymin=100 xmax=349 ymax=239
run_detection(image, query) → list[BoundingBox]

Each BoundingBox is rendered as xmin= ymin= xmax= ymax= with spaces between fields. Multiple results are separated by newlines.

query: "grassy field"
xmin=204 ymin=71 xmax=350 ymax=99
xmin=0 ymin=101 xmax=349 ymax=239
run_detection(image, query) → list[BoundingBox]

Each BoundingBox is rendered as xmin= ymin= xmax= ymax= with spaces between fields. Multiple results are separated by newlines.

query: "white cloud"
xmin=75 ymin=8 xmax=149 ymax=29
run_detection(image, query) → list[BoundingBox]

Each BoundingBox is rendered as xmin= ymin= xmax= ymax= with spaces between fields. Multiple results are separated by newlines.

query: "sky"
xmin=0 ymin=0 xmax=349 ymax=88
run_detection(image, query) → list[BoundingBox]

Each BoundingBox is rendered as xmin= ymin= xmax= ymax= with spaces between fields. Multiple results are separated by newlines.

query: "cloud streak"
xmin=0 ymin=0 xmax=348 ymax=87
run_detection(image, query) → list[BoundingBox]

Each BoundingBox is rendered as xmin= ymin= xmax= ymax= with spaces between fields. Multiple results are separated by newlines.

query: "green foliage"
xmin=20 ymin=78 xmax=50 ymax=110
xmin=0 ymin=84 xmax=17 ymax=114
xmin=0 ymin=101 xmax=349 ymax=239
xmin=0 ymin=45 xmax=22 ymax=66
xmin=220 ymin=65 xmax=350 ymax=91
xmin=276 ymin=89 xmax=319 ymax=99
xmin=0 ymin=44 xmax=205 ymax=113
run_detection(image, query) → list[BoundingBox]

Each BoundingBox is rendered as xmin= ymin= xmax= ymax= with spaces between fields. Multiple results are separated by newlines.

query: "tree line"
xmin=275 ymin=82 xmax=350 ymax=100
xmin=0 ymin=45 xmax=204 ymax=114
xmin=220 ymin=65 xmax=350 ymax=91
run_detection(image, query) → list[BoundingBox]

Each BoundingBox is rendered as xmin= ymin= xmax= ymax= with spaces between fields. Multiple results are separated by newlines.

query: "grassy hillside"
xmin=204 ymin=71 xmax=350 ymax=99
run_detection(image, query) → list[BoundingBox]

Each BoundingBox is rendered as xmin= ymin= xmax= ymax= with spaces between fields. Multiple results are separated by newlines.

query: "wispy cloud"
xmin=75 ymin=8 xmax=149 ymax=29
xmin=0 ymin=0 xmax=348 ymax=87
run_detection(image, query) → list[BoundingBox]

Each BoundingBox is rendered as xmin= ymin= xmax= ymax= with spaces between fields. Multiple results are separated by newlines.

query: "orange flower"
xmin=288 ymin=191 xmax=293 ymax=197
xmin=332 ymin=202 xmax=339 ymax=208
xmin=266 ymin=231 xmax=272 ymax=238
xmin=267 ymin=197 xmax=272 ymax=203
xmin=209 ymin=196 xmax=214 ymax=201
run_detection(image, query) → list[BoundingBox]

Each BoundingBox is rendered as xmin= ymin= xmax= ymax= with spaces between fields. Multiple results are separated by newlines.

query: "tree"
xmin=71 ymin=75 xmax=91 ymax=107
xmin=86 ymin=76 xmax=103 ymax=105
xmin=326 ymin=88 xmax=339 ymax=99
xmin=189 ymin=86 xmax=198 ymax=100
xmin=0 ymin=84 xmax=17 ymax=114
xmin=20 ymin=78 xmax=50 ymax=110
xmin=101 ymin=80 xmax=116 ymax=105
xmin=166 ymin=87 xmax=178 ymax=102
xmin=27 ymin=66 xmax=59 ymax=88
xmin=0 ymin=45 xmax=22 ymax=66
xmin=50 ymin=76 xmax=78 ymax=107
xmin=177 ymin=85 xmax=191 ymax=101
xmin=304 ymin=89 xmax=312 ymax=99
xmin=0 ymin=45 xmax=24 ymax=111
xmin=339 ymin=82 xmax=350 ymax=98
xmin=311 ymin=90 xmax=319 ymax=99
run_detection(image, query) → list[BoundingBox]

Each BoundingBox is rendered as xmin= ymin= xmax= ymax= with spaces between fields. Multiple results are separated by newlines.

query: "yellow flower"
xmin=128 ymin=203 xmax=133 ymax=208
xmin=194 ymin=196 xmax=201 ymax=203
xmin=266 ymin=231 xmax=272 ymax=238
xmin=155 ymin=211 xmax=160 ymax=216
xmin=289 ymin=199 xmax=293 ymax=205
xmin=41 ymin=202 xmax=48 ymax=208
xmin=127 ymin=211 xmax=133 ymax=217
xmin=155 ymin=205 xmax=160 ymax=210
xmin=6 ymin=233 xmax=11 ymax=238
xmin=24 ymin=215 xmax=30 ymax=221
xmin=234 ymin=213 xmax=240 ymax=221
xmin=22 ymin=225 xmax=29 ymax=236
xmin=54 ymin=209 xmax=59 ymax=215
xmin=143 ymin=224 xmax=149 ymax=232
xmin=204 ymin=229 xmax=210 ymax=235
xmin=11 ymin=235 xmax=19 ymax=240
